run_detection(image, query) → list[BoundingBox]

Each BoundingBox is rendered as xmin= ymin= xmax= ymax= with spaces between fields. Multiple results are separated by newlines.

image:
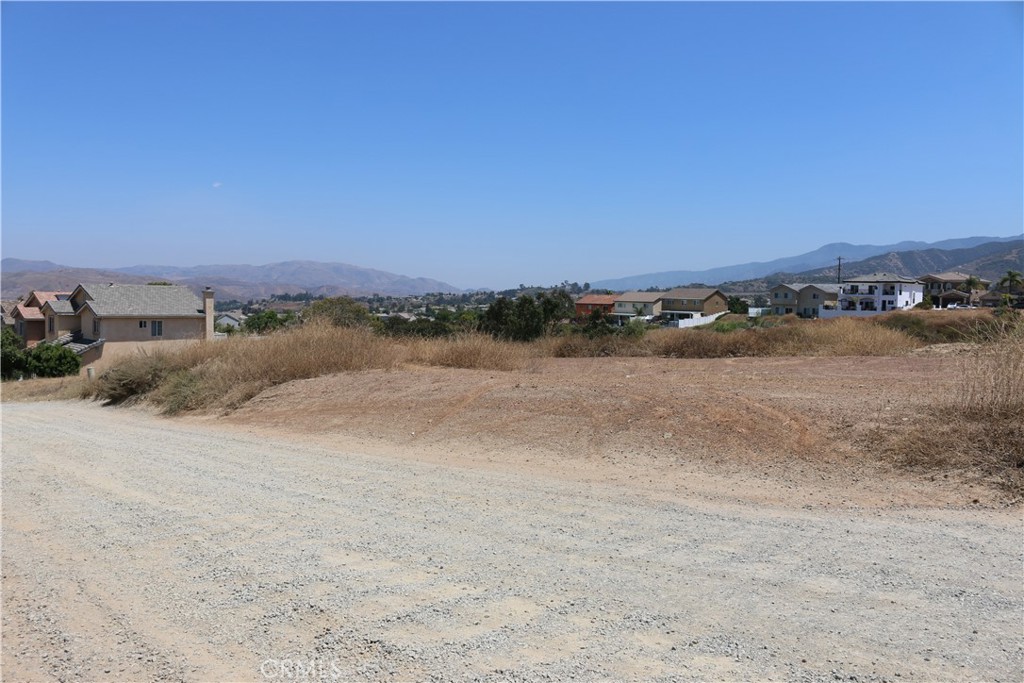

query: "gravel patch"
xmin=2 ymin=401 xmax=1021 ymax=681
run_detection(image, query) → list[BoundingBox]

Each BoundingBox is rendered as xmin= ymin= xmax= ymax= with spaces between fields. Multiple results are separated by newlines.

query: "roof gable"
xmin=615 ymin=291 xmax=664 ymax=303
xmin=76 ymin=283 xmax=205 ymax=318
xmin=662 ymin=288 xmax=721 ymax=300
xmin=842 ymin=272 xmax=919 ymax=284
xmin=575 ymin=294 xmax=617 ymax=305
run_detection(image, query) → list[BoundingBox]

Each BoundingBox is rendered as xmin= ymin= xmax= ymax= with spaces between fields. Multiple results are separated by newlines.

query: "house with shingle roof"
xmin=769 ymin=283 xmax=841 ymax=318
xmin=612 ymin=291 xmax=664 ymax=323
xmin=659 ymin=288 xmax=729 ymax=321
xmin=919 ymin=272 xmax=991 ymax=308
xmin=10 ymin=290 xmax=73 ymax=346
xmin=32 ymin=283 xmax=215 ymax=372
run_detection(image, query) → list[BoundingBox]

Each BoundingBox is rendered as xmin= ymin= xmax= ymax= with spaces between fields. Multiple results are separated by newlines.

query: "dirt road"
xmin=3 ymin=401 xmax=1021 ymax=682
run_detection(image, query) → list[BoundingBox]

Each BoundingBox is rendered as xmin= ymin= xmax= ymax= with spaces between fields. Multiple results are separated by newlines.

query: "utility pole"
xmin=836 ymin=256 xmax=843 ymax=284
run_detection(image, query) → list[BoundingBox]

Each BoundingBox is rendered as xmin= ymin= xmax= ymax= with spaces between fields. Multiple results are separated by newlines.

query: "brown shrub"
xmin=545 ymin=334 xmax=652 ymax=358
xmin=874 ymin=316 xmax=1024 ymax=496
xmin=640 ymin=318 xmax=919 ymax=359
xmin=87 ymin=323 xmax=402 ymax=412
xmin=403 ymin=333 xmax=532 ymax=371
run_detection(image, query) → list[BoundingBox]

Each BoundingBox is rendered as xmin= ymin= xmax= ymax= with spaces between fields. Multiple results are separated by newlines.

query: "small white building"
xmin=820 ymin=272 xmax=924 ymax=318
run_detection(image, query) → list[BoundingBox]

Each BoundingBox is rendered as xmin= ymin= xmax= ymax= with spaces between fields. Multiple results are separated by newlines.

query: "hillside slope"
xmin=591 ymin=235 xmax=1020 ymax=290
xmin=720 ymin=239 xmax=1022 ymax=293
xmin=2 ymin=259 xmax=461 ymax=299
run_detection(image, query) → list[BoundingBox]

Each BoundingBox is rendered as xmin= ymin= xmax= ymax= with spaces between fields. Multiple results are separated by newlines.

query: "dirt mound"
xmin=217 ymin=355 xmax=988 ymax=508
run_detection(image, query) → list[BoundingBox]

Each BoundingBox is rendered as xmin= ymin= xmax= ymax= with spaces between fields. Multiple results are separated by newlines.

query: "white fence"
xmin=666 ymin=311 xmax=729 ymax=329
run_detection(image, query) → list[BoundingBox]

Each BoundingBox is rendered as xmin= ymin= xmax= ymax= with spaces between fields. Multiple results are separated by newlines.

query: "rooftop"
xmin=75 ymin=283 xmax=207 ymax=317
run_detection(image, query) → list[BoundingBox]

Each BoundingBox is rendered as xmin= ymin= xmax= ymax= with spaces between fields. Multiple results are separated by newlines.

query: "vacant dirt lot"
xmin=218 ymin=353 xmax=1001 ymax=508
xmin=3 ymin=354 xmax=1021 ymax=681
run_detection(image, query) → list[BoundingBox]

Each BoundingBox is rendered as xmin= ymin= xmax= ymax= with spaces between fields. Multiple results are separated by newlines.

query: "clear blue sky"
xmin=3 ymin=2 xmax=1021 ymax=290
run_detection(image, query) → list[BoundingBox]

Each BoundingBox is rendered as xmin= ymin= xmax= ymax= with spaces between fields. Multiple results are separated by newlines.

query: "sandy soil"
xmin=213 ymin=354 xmax=999 ymax=509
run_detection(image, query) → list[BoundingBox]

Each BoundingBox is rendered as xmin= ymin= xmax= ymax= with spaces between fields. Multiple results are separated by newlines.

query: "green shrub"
xmin=1 ymin=328 xmax=29 ymax=380
xmin=26 ymin=343 xmax=81 ymax=378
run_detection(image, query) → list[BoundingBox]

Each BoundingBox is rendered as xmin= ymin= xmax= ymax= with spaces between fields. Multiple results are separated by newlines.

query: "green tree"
xmin=727 ymin=296 xmax=749 ymax=314
xmin=1 ymin=327 xmax=28 ymax=380
xmin=580 ymin=308 xmax=615 ymax=338
xmin=303 ymin=296 xmax=372 ymax=327
xmin=26 ymin=343 xmax=81 ymax=378
xmin=958 ymin=275 xmax=982 ymax=306
xmin=536 ymin=289 xmax=575 ymax=334
xmin=242 ymin=310 xmax=286 ymax=334
xmin=998 ymin=270 xmax=1023 ymax=295
xmin=479 ymin=295 xmax=550 ymax=341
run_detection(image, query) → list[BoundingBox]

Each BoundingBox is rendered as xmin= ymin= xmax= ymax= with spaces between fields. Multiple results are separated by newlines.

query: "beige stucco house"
xmin=37 ymin=283 xmax=215 ymax=372
xmin=659 ymin=288 xmax=728 ymax=321
xmin=612 ymin=292 xmax=664 ymax=323
xmin=919 ymin=272 xmax=991 ymax=308
xmin=11 ymin=291 xmax=73 ymax=347
xmin=769 ymin=283 xmax=841 ymax=318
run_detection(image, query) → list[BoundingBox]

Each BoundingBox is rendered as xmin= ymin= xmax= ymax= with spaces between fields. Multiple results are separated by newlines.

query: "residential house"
xmin=979 ymin=286 xmax=1024 ymax=308
xmin=919 ymin=272 xmax=991 ymax=308
xmin=215 ymin=312 xmax=247 ymax=329
xmin=612 ymin=292 xmax=664 ymax=323
xmin=769 ymin=283 xmax=840 ymax=318
xmin=10 ymin=291 xmax=72 ymax=347
xmin=36 ymin=283 xmax=215 ymax=372
xmin=574 ymin=294 xmax=617 ymax=317
xmin=659 ymin=288 xmax=728 ymax=321
xmin=820 ymin=273 xmax=923 ymax=317
xmin=2 ymin=300 xmax=18 ymax=332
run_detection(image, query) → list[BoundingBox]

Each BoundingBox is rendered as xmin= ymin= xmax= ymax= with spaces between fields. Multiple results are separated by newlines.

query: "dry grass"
xmin=874 ymin=308 xmax=998 ymax=343
xmin=0 ymin=375 xmax=89 ymax=402
xmin=872 ymin=313 xmax=1024 ymax=496
xmin=403 ymin=333 xmax=531 ymax=371
xmin=83 ymin=325 xmax=537 ymax=413
xmin=548 ymin=317 xmax=921 ymax=359
xmin=85 ymin=323 xmax=403 ymax=412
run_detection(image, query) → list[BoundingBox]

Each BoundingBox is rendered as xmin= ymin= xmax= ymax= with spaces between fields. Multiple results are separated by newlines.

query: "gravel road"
xmin=3 ymin=401 xmax=1021 ymax=682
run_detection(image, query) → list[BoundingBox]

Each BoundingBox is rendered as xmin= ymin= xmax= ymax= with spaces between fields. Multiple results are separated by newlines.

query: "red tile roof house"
xmin=574 ymin=294 xmax=617 ymax=317
xmin=38 ymin=283 xmax=215 ymax=374
xmin=10 ymin=291 xmax=73 ymax=347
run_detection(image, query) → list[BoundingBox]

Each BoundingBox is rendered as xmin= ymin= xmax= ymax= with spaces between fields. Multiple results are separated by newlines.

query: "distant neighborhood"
xmin=3 ymin=264 xmax=1021 ymax=379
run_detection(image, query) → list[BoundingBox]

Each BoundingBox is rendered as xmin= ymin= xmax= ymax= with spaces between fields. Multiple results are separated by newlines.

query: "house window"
xmin=849 ymin=285 xmax=859 ymax=294
xmin=92 ymin=318 xmax=100 ymax=337
xmin=47 ymin=316 xmax=55 ymax=333
xmin=812 ymin=293 xmax=819 ymax=300
xmin=151 ymin=320 xmax=163 ymax=337
xmin=139 ymin=320 xmax=147 ymax=329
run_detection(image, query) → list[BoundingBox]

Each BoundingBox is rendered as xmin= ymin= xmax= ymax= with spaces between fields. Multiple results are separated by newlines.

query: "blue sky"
xmin=2 ymin=2 xmax=1021 ymax=290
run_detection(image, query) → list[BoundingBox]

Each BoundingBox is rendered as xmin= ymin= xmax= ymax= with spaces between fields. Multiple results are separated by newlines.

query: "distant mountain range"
xmin=0 ymin=259 xmax=461 ymax=300
xmin=718 ymin=238 xmax=1023 ymax=293
xmin=3 ymin=234 xmax=1021 ymax=301
xmin=590 ymin=235 xmax=1022 ymax=290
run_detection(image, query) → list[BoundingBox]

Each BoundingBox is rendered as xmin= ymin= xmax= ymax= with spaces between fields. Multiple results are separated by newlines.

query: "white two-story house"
xmin=820 ymin=273 xmax=923 ymax=317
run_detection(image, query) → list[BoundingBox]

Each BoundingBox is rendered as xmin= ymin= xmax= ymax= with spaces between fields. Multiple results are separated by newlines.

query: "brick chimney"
xmin=203 ymin=287 xmax=215 ymax=340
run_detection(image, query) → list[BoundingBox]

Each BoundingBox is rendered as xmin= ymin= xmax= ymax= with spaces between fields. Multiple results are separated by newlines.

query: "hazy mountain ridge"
xmin=590 ymin=235 xmax=1020 ymax=290
xmin=719 ymin=239 xmax=1023 ymax=293
xmin=4 ymin=236 xmax=1020 ymax=300
xmin=2 ymin=259 xmax=461 ymax=300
